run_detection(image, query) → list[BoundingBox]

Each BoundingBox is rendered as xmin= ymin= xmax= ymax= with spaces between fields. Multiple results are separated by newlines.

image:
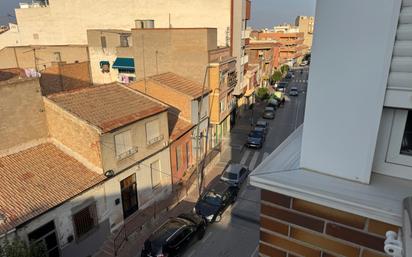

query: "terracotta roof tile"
xmin=168 ymin=114 xmax=194 ymax=141
xmin=0 ymin=143 xmax=105 ymax=234
xmin=48 ymin=83 xmax=167 ymax=132
xmin=149 ymin=72 xmax=210 ymax=99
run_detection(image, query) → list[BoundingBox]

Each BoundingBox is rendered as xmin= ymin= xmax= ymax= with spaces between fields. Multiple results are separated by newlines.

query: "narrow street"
xmin=183 ymin=67 xmax=308 ymax=257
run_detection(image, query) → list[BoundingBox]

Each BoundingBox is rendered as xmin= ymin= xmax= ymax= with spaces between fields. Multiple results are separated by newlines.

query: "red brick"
xmin=367 ymin=219 xmax=399 ymax=237
xmin=260 ymin=230 xmax=321 ymax=257
xmin=362 ymin=249 xmax=387 ymax=257
xmin=260 ymin=216 xmax=289 ymax=235
xmin=290 ymin=227 xmax=360 ymax=257
xmin=259 ymin=243 xmax=287 ymax=257
xmin=292 ymin=198 xmax=366 ymax=229
xmin=261 ymin=190 xmax=291 ymax=208
xmin=261 ymin=203 xmax=324 ymax=232
xmin=326 ymin=223 xmax=384 ymax=252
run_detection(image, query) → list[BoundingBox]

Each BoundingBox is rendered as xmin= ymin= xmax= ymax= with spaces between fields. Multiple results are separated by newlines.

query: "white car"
xmin=220 ymin=164 xmax=249 ymax=187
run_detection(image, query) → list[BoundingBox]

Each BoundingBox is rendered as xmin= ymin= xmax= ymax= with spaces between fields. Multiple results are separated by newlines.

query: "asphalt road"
xmin=182 ymin=67 xmax=309 ymax=257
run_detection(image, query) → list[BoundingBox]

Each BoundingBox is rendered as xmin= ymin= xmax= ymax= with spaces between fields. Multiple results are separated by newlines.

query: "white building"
xmin=251 ymin=0 xmax=412 ymax=256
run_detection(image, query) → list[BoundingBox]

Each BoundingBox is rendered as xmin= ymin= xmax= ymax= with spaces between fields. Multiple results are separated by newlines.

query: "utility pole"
xmin=195 ymin=65 xmax=210 ymax=197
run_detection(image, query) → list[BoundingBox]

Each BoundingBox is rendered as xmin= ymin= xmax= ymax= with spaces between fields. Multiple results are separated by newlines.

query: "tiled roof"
xmin=168 ymin=113 xmax=193 ymax=141
xmin=149 ymin=72 xmax=209 ymax=99
xmin=0 ymin=143 xmax=105 ymax=234
xmin=48 ymin=83 xmax=168 ymax=132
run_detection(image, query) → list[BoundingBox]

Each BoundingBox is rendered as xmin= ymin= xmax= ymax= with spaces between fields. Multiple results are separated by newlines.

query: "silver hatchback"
xmin=220 ymin=164 xmax=249 ymax=187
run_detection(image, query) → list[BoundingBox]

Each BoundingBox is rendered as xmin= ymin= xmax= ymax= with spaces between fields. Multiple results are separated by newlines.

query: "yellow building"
xmin=295 ymin=16 xmax=315 ymax=51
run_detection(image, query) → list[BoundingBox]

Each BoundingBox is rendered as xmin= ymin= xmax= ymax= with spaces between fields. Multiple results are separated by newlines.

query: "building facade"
xmin=251 ymin=0 xmax=412 ymax=257
xmin=295 ymin=15 xmax=315 ymax=50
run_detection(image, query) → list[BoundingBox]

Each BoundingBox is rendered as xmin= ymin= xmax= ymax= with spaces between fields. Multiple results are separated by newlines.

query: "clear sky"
xmin=0 ymin=0 xmax=316 ymax=27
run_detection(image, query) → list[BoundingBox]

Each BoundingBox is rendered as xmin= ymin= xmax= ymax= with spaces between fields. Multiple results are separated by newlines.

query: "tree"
xmin=0 ymin=237 xmax=46 ymax=257
xmin=271 ymin=71 xmax=283 ymax=85
xmin=280 ymin=65 xmax=289 ymax=75
xmin=256 ymin=87 xmax=269 ymax=100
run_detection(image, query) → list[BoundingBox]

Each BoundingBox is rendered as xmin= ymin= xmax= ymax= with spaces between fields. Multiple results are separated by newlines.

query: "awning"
xmin=244 ymin=89 xmax=255 ymax=97
xmin=112 ymin=57 xmax=135 ymax=70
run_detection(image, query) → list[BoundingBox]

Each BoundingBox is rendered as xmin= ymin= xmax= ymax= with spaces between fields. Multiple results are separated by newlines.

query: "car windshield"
xmin=223 ymin=171 xmax=238 ymax=180
xmin=291 ymin=88 xmax=298 ymax=91
xmin=249 ymin=131 xmax=263 ymax=138
xmin=203 ymin=191 xmax=222 ymax=205
xmin=256 ymin=121 xmax=266 ymax=127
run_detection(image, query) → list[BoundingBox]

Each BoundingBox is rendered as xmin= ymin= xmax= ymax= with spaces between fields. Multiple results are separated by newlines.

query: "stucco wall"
xmin=0 ymin=78 xmax=48 ymax=153
xmin=44 ymin=99 xmax=103 ymax=170
xmin=12 ymin=0 xmax=230 ymax=47
xmin=170 ymin=130 xmax=193 ymax=185
xmin=99 ymin=110 xmax=170 ymax=174
xmin=132 ymin=28 xmax=216 ymax=84
xmin=0 ymin=45 xmax=89 ymax=70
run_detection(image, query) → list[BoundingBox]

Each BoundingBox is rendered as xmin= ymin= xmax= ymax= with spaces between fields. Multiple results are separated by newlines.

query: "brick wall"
xmin=44 ymin=99 xmax=102 ymax=169
xmin=170 ymin=130 xmax=193 ymax=185
xmin=40 ymin=61 xmax=91 ymax=95
xmin=259 ymin=189 xmax=399 ymax=257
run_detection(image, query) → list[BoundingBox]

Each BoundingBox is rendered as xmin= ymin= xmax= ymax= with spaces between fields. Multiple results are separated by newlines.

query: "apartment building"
xmin=129 ymin=72 xmax=210 ymax=158
xmin=246 ymin=40 xmax=281 ymax=86
xmin=295 ymin=16 xmax=315 ymax=50
xmin=87 ymin=29 xmax=134 ymax=84
xmin=0 ymin=0 xmax=251 ymax=98
xmin=250 ymin=0 xmax=412 ymax=257
xmin=0 ymin=77 xmax=173 ymax=256
xmin=208 ymin=47 xmax=238 ymax=147
xmin=254 ymin=30 xmax=308 ymax=66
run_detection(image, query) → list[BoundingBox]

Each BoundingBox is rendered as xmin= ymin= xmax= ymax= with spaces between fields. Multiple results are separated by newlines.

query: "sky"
xmin=0 ymin=0 xmax=316 ymax=27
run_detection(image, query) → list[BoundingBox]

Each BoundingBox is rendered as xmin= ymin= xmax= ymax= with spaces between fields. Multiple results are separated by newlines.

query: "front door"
xmin=120 ymin=174 xmax=138 ymax=219
xmin=28 ymin=221 xmax=60 ymax=257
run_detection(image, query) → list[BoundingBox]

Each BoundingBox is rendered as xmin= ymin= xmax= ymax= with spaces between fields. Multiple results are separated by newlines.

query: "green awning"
xmin=112 ymin=58 xmax=135 ymax=70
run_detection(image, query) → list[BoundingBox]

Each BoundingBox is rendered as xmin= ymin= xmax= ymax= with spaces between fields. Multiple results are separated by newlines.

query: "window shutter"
xmin=115 ymin=131 xmax=135 ymax=159
xmin=146 ymin=119 xmax=162 ymax=144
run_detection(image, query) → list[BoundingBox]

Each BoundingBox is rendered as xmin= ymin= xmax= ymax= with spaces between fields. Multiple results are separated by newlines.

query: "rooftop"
xmin=168 ymin=113 xmax=194 ymax=141
xmin=148 ymin=72 xmax=210 ymax=99
xmin=0 ymin=143 xmax=105 ymax=234
xmin=0 ymin=68 xmax=27 ymax=82
xmin=48 ymin=83 xmax=168 ymax=133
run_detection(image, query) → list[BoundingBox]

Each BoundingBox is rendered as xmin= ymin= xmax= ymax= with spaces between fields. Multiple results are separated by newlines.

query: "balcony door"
xmin=120 ymin=174 xmax=138 ymax=219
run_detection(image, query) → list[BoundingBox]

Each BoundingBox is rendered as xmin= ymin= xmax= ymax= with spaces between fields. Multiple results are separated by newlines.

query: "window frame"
xmin=373 ymin=108 xmax=412 ymax=180
xmin=146 ymin=119 xmax=163 ymax=145
xmin=150 ymin=160 xmax=161 ymax=189
xmin=114 ymin=130 xmax=137 ymax=160
xmin=176 ymin=145 xmax=182 ymax=171
xmin=72 ymin=203 xmax=98 ymax=241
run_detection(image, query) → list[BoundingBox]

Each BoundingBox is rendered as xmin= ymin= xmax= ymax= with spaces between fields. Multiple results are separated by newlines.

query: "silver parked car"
xmin=220 ymin=164 xmax=249 ymax=187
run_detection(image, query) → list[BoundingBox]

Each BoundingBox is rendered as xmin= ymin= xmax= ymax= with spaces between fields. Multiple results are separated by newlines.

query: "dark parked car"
xmin=194 ymin=181 xmax=239 ymax=223
xmin=220 ymin=163 xmax=249 ymax=187
xmin=246 ymin=129 xmax=265 ymax=148
xmin=263 ymin=107 xmax=275 ymax=120
xmin=141 ymin=213 xmax=207 ymax=257
xmin=255 ymin=119 xmax=269 ymax=134
xmin=289 ymin=87 xmax=299 ymax=96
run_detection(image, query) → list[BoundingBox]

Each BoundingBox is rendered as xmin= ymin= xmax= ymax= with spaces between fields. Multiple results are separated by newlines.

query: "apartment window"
xmin=150 ymin=160 xmax=161 ymax=189
xmin=73 ymin=204 xmax=97 ymax=239
xmin=120 ymin=34 xmax=129 ymax=47
xmin=53 ymin=52 xmax=61 ymax=62
xmin=28 ymin=221 xmax=60 ymax=257
xmin=401 ymin=111 xmax=412 ymax=156
xmin=114 ymin=130 xmax=137 ymax=160
xmin=100 ymin=36 xmax=107 ymax=48
xmin=146 ymin=119 xmax=163 ymax=145
xmin=100 ymin=61 xmax=110 ymax=73
xmin=33 ymin=33 xmax=39 ymax=40
xmin=176 ymin=145 xmax=182 ymax=171
xmin=185 ymin=142 xmax=190 ymax=168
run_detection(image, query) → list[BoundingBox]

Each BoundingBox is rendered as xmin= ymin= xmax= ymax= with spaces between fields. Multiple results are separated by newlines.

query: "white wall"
xmin=300 ymin=0 xmax=401 ymax=183
xmin=10 ymin=0 xmax=230 ymax=48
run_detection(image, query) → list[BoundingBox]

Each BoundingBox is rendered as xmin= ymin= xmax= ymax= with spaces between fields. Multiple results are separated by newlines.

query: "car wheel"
xmin=232 ymin=194 xmax=238 ymax=204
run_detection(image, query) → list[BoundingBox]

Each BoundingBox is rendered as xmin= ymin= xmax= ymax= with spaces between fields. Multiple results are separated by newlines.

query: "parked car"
xmin=194 ymin=181 xmax=239 ymax=223
xmin=220 ymin=163 xmax=249 ymax=187
xmin=289 ymin=87 xmax=299 ymax=96
xmin=267 ymin=98 xmax=279 ymax=108
xmin=141 ymin=213 xmax=207 ymax=257
xmin=255 ymin=119 xmax=269 ymax=134
xmin=263 ymin=107 xmax=276 ymax=119
xmin=246 ymin=129 xmax=266 ymax=148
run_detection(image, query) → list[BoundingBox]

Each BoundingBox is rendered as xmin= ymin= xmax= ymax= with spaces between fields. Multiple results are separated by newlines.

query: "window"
xmin=150 ymin=160 xmax=161 ymax=189
xmin=176 ymin=145 xmax=182 ymax=171
xmin=28 ymin=221 xmax=60 ymax=257
xmin=72 ymin=204 xmax=97 ymax=239
xmin=53 ymin=52 xmax=61 ymax=62
xmin=169 ymin=227 xmax=192 ymax=247
xmin=100 ymin=36 xmax=107 ymax=48
xmin=185 ymin=142 xmax=190 ymax=168
xmin=33 ymin=33 xmax=39 ymax=40
xmin=220 ymin=99 xmax=226 ymax=112
xmin=146 ymin=119 xmax=163 ymax=145
xmin=100 ymin=61 xmax=110 ymax=73
xmin=120 ymin=34 xmax=129 ymax=47
xmin=114 ymin=130 xmax=137 ymax=160
xmin=401 ymin=111 xmax=412 ymax=156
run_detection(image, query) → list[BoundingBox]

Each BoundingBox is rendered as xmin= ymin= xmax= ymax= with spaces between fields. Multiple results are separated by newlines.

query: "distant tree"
xmin=280 ymin=65 xmax=289 ymax=75
xmin=271 ymin=71 xmax=283 ymax=85
xmin=256 ymin=87 xmax=269 ymax=100
xmin=0 ymin=237 xmax=46 ymax=257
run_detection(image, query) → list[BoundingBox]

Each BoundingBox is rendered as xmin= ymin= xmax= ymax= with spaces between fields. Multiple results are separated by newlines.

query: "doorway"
xmin=120 ymin=174 xmax=138 ymax=219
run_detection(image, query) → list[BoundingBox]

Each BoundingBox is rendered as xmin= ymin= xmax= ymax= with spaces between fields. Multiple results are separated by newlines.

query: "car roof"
xmin=224 ymin=164 xmax=245 ymax=174
xmin=257 ymin=119 xmax=267 ymax=124
xmin=149 ymin=217 xmax=189 ymax=243
xmin=291 ymin=87 xmax=298 ymax=90
xmin=265 ymin=107 xmax=275 ymax=110
xmin=208 ymin=181 xmax=232 ymax=194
